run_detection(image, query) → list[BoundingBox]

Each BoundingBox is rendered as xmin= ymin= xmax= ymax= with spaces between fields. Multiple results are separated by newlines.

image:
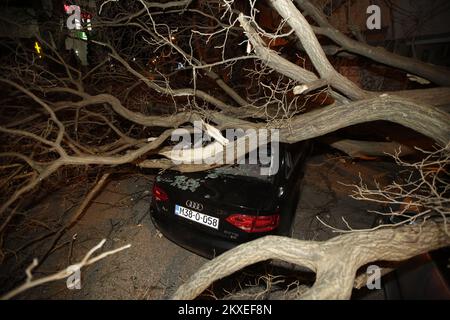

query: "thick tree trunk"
xmin=293 ymin=0 xmax=450 ymax=86
xmin=172 ymin=221 xmax=450 ymax=300
xmin=279 ymin=95 xmax=450 ymax=147
xmin=323 ymin=139 xmax=415 ymax=158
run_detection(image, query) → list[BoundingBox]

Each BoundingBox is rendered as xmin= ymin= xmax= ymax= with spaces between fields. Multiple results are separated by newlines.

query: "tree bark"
xmin=293 ymin=0 xmax=450 ymax=86
xmin=323 ymin=138 xmax=415 ymax=158
xmin=268 ymin=0 xmax=372 ymax=100
xmin=279 ymin=95 xmax=450 ymax=147
xmin=172 ymin=221 xmax=450 ymax=300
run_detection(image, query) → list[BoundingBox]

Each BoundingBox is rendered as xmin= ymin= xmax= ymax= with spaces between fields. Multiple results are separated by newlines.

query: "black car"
xmin=150 ymin=141 xmax=311 ymax=258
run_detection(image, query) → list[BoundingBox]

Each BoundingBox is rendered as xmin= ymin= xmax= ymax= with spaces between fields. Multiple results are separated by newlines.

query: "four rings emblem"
xmin=186 ymin=200 xmax=203 ymax=211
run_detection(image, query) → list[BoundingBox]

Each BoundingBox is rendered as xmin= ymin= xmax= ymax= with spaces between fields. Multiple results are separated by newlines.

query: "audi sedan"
xmin=149 ymin=142 xmax=311 ymax=258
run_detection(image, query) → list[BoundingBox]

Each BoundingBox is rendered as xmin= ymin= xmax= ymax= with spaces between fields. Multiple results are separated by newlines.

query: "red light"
xmin=226 ymin=214 xmax=279 ymax=233
xmin=64 ymin=4 xmax=92 ymax=19
xmin=152 ymin=184 xmax=168 ymax=201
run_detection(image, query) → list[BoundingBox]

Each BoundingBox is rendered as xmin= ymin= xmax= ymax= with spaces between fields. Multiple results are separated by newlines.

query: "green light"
xmin=76 ymin=31 xmax=88 ymax=41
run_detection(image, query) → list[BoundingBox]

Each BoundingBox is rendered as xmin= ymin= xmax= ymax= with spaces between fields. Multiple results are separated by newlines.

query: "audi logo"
xmin=186 ymin=200 xmax=203 ymax=211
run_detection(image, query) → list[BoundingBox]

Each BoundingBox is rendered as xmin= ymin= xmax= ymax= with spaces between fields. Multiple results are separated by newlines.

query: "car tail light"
xmin=226 ymin=214 xmax=280 ymax=233
xmin=152 ymin=184 xmax=168 ymax=201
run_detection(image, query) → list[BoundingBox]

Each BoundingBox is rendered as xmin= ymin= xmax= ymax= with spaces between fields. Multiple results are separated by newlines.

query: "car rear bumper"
xmin=150 ymin=205 xmax=238 ymax=259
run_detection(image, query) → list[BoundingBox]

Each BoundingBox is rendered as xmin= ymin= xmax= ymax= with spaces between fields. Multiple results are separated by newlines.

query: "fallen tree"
xmin=0 ymin=0 xmax=449 ymax=299
xmin=174 ymin=143 xmax=450 ymax=299
xmin=173 ymin=221 xmax=449 ymax=299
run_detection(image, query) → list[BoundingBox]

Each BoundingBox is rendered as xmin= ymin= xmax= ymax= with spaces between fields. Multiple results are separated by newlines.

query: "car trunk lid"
xmin=154 ymin=170 xmax=278 ymax=240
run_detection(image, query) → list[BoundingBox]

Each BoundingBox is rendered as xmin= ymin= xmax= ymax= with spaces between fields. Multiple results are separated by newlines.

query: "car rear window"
xmin=208 ymin=146 xmax=278 ymax=181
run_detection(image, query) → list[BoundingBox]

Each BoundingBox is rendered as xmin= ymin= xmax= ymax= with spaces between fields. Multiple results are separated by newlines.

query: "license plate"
xmin=174 ymin=204 xmax=219 ymax=229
